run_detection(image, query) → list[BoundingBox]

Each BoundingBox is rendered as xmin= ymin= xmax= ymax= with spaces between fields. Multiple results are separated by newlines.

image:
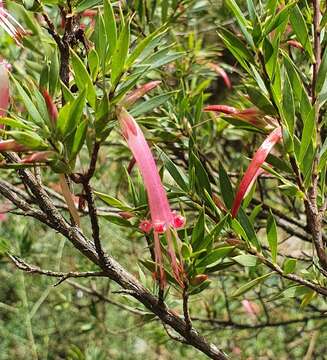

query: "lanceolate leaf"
xmin=103 ymin=0 xmax=117 ymax=59
xmin=111 ymin=17 xmax=130 ymax=86
xmin=12 ymin=77 xmax=44 ymax=126
xmin=267 ymin=211 xmax=278 ymax=263
xmin=232 ymin=272 xmax=274 ymax=297
xmin=289 ymin=5 xmax=314 ymax=59
xmin=71 ymin=50 xmax=96 ymax=108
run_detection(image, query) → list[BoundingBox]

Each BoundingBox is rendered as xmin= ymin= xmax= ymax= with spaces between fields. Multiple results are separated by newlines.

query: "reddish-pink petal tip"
xmin=139 ymin=219 xmax=152 ymax=233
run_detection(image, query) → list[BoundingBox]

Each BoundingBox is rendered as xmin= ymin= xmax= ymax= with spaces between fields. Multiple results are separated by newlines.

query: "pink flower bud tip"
xmin=139 ymin=219 xmax=152 ymax=233
xmin=121 ymin=81 xmax=161 ymax=107
xmin=42 ymin=89 xmax=58 ymax=124
xmin=0 ymin=139 xmax=27 ymax=152
xmin=20 ymin=151 xmax=53 ymax=163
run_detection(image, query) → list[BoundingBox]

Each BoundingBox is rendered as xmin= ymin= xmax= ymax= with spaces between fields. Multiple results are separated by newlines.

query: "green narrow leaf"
xmin=225 ymin=0 xmax=254 ymax=48
xmin=160 ymin=151 xmax=188 ymax=192
xmin=71 ymin=50 xmax=96 ymax=108
xmin=282 ymin=72 xmax=295 ymax=134
xmin=233 ymin=254 xmax=258 ymax=267
xmin=197 ymin=246 xmax=235 ymax=267
xmin=264 ymin=2 xmax=295 ymax=35
xmin=232 ymin=272 xmax=274 ymax=297
xmin=88 ymin=48 xmax=99 ymax=81
xmin=299 ymin=107 xmax=315 ymax=163
xmin=191 ymin=209 xmax=205 ymax=251
xmin=103 ymin=0 xmax=117 ymax=59
xmin=0 ymin=117 xmax=34 ymax=130
xmin=126 ymin=26 xmax=167 ymax=68
xmin=289 ymin=5 xmax=314 ymax=59
xmin=218 ymin=162 xmax=234 ymax=209
xmin=94 ymin=191 xmax=133 ymax=211
xmin=190 ymin=152 xmax=212 ymax=196
xmin=75 ymin=0 xmax=102 ymax=12
xmin=283 ymin=53 xmax=303 ymax=102
xmin=267 ymin=211 xmax=278 ymax=263
xmin=11 ymin=77 xmax=44 ymax=126
xmin=218 ymin=28 xmax=253 ymax=73
xmin=49 ymin=50 xmax=59 ymax=96
xmin=130 ymin=92 xmax=175 ymax=117
xmin=316 ymin=47 xmax=327 ymax=94
xmin=70 ymin=119 xmax=88 ymax=160
xmin=111 ymin=18 xmax=130 ymax=86
xmin=238 ymin=209 xmax=261 ymax=250
xmin=57 ymin=91 xmax=86 ymax=138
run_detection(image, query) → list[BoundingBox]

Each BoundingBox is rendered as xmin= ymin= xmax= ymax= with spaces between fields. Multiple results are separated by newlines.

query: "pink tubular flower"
xmin=121 ymin=81 xmax=161 ymax=108
xmin=204 ymin=105 xmax=275 ymax=129
xmin=241 ymin=299 xmax=260 ymax=318
xmin=0 ymin=139 xmax=27 ymax=152
xmin=0 ymin=60 xmax=9 ymax=125
xmin=207 ymin=63 xmax=232 ymax=89
xmin=117 ymin=106 xmax=185 ymax=288
xmin=0 ymin=0 xmax=26 ymax=43
xmin=20 ymin=151 xmax=54 ymax=163
xmin=231 ymin=127 xmax=282 ymax=218
xmin=287 ymin=40 xmax=303 ymax=50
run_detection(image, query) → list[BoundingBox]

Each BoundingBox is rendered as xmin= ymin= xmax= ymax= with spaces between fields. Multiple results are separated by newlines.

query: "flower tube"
xmin=0 ymin=60 xmax=9 ymax=123
xmin=117 ymin=106 xmax=185 ymax=288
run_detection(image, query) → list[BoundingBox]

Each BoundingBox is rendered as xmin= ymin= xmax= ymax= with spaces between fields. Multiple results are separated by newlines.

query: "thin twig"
xmin=9 ymin=254 xmax=105 ymax=286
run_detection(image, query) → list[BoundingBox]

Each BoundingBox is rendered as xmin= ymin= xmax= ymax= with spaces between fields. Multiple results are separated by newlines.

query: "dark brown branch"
xmin=183 ymin=283 xmax=192 ymax=332
xmin=8 ymin=255 xmax=105 ymax=285
xmin=192 ymin=314 xmax=327 ymax=330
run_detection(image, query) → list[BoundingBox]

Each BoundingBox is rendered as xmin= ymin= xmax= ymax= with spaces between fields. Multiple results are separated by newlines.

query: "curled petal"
xmin=231 ymin=127 xmax=282 ymax=218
